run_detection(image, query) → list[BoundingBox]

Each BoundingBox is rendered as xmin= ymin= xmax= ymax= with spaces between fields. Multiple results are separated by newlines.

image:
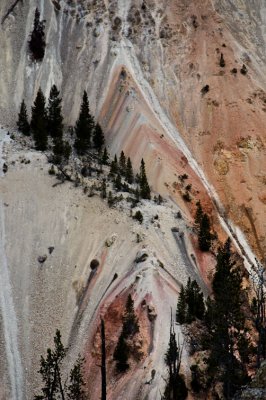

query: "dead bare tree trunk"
xmin=101 ymin=318 xmax=107 ymax=400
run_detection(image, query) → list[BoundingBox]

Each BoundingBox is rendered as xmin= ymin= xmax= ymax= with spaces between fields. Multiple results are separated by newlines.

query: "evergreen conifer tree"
xmin=176 ymin=279 xmax=205 ymax=324
xmin=31 ymin=87 xmax=48 ymax=151
xmin=101 ymin=179 xmax=107 ymax=199
xmin=107 ymin=191 xmax=114 ymax=207
xmin=139 ymin=159 xmax=151 ymax=200
xmin=101 ymin=147 xmax=109 ymax=165
xmin=52 ymin=138 xmax=71 ymax=165
xmin=185 ymin=278 xmax=205 ymax=322
xmin=119 ymin=151 xmax=126 ymax=174
xmin=34 ymin=330 xmax=66 ymax=399
xmin=113 ymin=294 xmax=139 ymax=373
xmin=115 ymin=173 xmax=122 ymax=191
xmin=110 ymin=155 xmax=118 ymax=175
xmin=122 ymin=294 xmax=139 ymax=337
xmin=17 ymin=99 xmax=30 ymax=136
xmin=34 ymin=330 xmax=86 ymax=399
xmin=176 ymin=285 xmax=187 ymax=325
xmin=93 ymin=122 xmax=105 ymax=151
xmin=206 ymin=239 xmax=250 ymax=398
xmin=113 ymin=335 xmax=130 ymax=373
xmin=29 ymin=8 xmax=46 ymax=61
xmin=125 ymin=157 xmax=134 ymax=184
xmin=47 ymin=85 xmax=63 ymax=139
xmin=74 ymin=91 xmax=94 ymax=155
xmin=195 ymin=201 xmax=203 ymax=225
xmin=67 ymin=355 xmax=86 ymax=400
xmin=198 ymin=213 xmax=212 ymax=251
xmin=163 ymin=319 xmax=188 ymax=400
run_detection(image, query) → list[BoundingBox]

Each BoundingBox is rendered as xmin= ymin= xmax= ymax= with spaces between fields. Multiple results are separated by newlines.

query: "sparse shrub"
xmin=176 ymin=211 xmax=182 ymax=219
xmin=219 ymin=53 xmax=225 ymax=68
xmin=108 ymin=191 xmax=114 ymax=207
xmin=101 ymin=179 xmax=107 ymax=199
xmin=134 ymin=210 xmax=143 ymax=224
xmin=240 ymin=64 xmax=248 ymax=75
xmin=179 ymin=174 xmax=188 ymax=182
xmin=201 ymin=85 xmax=209 ymax=95
xmin=231 ymin=68 xmax=237 ymax=74
xmin=48 ymin=165 xmax=55 ymax=175
xmin=182 ymin=191 xmax=191 ymax=202
xmin=154 ymin=194 xmax=163 ymax=204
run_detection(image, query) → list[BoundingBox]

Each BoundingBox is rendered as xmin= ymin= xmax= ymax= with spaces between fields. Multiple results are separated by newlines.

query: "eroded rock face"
xmin=0 ymin=0 xmax=265 ymax=259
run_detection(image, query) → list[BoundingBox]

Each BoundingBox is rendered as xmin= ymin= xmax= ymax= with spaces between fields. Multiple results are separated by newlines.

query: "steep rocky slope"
xmin=0 ymin=0 xmax=265 ymax=257
xmin=0 ymin=0 xmax=265 ymax=399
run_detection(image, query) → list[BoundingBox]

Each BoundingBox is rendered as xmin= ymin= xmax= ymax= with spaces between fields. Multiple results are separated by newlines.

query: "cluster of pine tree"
xmin=195 ymin=201 xmax=213 ymax=251
xmin=34 ymin=330 xmax=86 ymax=399
xmin=17 ymin=88 xmax=105 ymax=165
xmin=113 ymin=294 xmax=139 ymax=373
xmin=179 ymin=239 xmax=254 ymax=398
xmin=107 ymin=152 xmax=151 ymax=206
xmin=176 ymin=277 xmax=205 ymax=325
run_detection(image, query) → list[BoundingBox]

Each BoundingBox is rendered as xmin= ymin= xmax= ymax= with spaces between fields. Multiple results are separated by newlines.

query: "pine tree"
xmin=113 ymin=335 xmax=130 ymax=373
xmin=110 ymin=155 xmax=118 ymax=175
xmin=115 ymin=173 xmax=122 ymax=191
xmin=52 ymin=138 xmax=71 ymax=165
xmin=101 ymin=179 xmax=107 ymax=199
xmin=17 ymin=99 xmax=30 ymax=136
xmin=139 ymin=159 xmax=151 ymax=200
xmin=198 ymin=213 xmax=212 ymax=251
xmin=122 ymin=294 xmax=139 ymax=337
xmin=93 ymin=122 xmax=105 ymax=151
xmin=113 ymin=294 xmax=139 ymax=373
xmin=101 ymin=147 xmax=109 ymax=165
xmin=107 ymin=191 xmax=114 ymax=207
xmin=29 ymin=8 xmax=46 ymax=61
xmin=34 ymin=330 xmax=87 ymax=399
xmin=176 ymin=285 xmax=187 ymax=325
xmin=31 ymin=87 xmax=48 ymax=151
xmin=125 ymin=157 xmax=134 ymax=184
xmin=163 ymin=319 xmax=188 ymax=400
xmin=67 ymin=355 xmax=86 ymax=400
xmin=119 ymin=151 xmax=126 ymax=174
xmin=47 ymin=85 xmax=63 ymax=139
xmin=74 ymin=91 xmax=94 ymax=155
xmin=206 ymin=239 xmax=250 ymax=398
xmin=195 ymin=201 xmax=203 ymax=225
xmin=34 ymin=330 xmax=66 ymax=400
xmin=176 ymin=279 xmax=205 ymax=325
xmin=185 ymin=278 xmax=205 ymax=322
